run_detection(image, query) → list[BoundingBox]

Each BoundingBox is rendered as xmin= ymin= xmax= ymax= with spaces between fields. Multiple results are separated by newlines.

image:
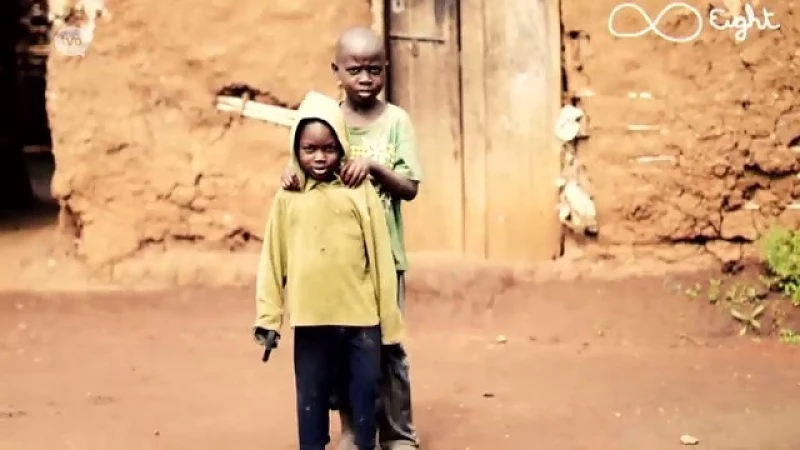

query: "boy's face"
xmin=296 ymin=121 xmax=342 ymax=181
xmin=333 ymin=50 xmax=386 ymax=107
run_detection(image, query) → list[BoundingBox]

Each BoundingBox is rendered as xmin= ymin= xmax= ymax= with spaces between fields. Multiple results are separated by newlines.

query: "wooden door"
xmin=386 ymin=0 xmax=464 ymax=255
xmin=460 ymin=0 xmax=563 ymax=261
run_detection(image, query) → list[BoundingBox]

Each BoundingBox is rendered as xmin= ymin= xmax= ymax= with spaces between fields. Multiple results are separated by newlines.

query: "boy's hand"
xmin=341 ymin=157 xmax=372 ymax=187
xmin=280 ymin=166 xmax=301 ymax=191
xmin=253 ymin=327 xmax=281 ymax=363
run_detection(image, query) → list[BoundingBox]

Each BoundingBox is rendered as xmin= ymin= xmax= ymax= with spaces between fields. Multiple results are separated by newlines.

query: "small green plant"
xmin=779 ymin=328 xmax=800 ymax=345
xmin=760 ymin=226 xmax=800 ymax=306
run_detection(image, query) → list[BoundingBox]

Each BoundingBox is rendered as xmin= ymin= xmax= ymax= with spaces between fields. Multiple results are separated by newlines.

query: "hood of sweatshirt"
xmin=288 ymin=91 xmax=350 ymax=187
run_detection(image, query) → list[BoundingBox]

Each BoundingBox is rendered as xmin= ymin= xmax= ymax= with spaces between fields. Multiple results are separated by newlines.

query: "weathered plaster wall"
xmin=562 ymin=0 xmax=799 ymax=259
xmin=48 ymin=0 xmax=371 ymax=267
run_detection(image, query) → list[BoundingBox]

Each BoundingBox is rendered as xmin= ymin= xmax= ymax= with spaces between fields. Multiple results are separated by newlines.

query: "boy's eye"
xmin=301 ymin=145 xmax=338 ymax=153
xmin=345 ymin=66 xmax=382 ymax=76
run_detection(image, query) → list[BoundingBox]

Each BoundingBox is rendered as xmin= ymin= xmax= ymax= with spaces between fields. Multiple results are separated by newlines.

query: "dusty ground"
xmin=2 ymin=267 xmax=800 ymax=450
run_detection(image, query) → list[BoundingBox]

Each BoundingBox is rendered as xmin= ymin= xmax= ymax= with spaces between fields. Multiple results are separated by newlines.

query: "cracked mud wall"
xmin=48 ymin=0 xmax=370 ymax=267
xmin=48 ymin=0 xmax=799 ymax=270
xmin=562 ymin=1 xmax=799 ymax=257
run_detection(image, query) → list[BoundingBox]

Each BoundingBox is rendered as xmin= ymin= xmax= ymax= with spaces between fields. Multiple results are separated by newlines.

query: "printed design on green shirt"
xmin=350 ymin=133 xmax=396 ymax=209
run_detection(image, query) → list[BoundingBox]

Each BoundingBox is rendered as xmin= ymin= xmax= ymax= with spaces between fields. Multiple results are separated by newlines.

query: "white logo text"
xmin=53 ymin=25 xmax=93 ymax=56
xmin=608 ymin=2 xmax=781 ymax=43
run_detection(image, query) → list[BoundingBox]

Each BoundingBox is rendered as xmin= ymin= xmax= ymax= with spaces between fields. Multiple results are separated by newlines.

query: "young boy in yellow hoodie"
xmin=253 ymin=91 xmax=404 ymax=450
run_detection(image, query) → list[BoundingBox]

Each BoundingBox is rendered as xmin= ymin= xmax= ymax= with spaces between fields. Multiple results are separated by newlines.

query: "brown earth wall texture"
xmin=562 ymin=0 xmax=800 ymax=248
xmin=48 ymin=0 xmax=800 ymax=268
xmin=47 ymin=0 xmax=370 ymax=267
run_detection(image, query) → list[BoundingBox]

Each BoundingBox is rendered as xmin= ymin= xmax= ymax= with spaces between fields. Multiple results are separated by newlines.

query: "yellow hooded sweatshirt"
xmin=254 ymin=91 xmax=404 ymax=345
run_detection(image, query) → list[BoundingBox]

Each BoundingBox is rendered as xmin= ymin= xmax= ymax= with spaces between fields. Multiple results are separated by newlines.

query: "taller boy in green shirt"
xmin=281 ymin=26 xmax=423 ymax=450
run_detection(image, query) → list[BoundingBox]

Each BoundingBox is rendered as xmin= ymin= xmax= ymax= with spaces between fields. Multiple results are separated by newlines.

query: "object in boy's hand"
xmin=254 ymin=327 xmax=280 ymax=363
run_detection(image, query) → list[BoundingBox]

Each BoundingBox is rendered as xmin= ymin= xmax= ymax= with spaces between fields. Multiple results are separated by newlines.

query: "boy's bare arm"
xmin=340 ymin=158 xmax=417 ymax=200
xmin=370 ymin=109 xmax=422 ymax=201
xmin=369 ymin=162 xmax=418 ymax=201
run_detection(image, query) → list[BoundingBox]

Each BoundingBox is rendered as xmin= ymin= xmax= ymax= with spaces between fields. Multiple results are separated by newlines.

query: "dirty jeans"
xmin=332 ymin=272 xmax=420 ymax=448
xmin=295 ymin=325 xmax=382 ymax=450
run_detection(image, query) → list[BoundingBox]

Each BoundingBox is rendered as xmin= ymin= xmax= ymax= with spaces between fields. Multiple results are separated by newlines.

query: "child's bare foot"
xmin=335 ymin=431 xmax=355 ymax=450
xmin=336 ymin=411 xmax=356 ymax=450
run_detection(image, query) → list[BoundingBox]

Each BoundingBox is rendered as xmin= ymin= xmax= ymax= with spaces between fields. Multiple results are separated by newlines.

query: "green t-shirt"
xmin=347 ymin=104 xmax=423 ymax=272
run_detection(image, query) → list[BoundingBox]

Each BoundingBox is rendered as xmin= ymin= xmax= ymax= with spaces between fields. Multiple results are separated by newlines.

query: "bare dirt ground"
xmin=2 ymin=267 xmax=800 ymax=450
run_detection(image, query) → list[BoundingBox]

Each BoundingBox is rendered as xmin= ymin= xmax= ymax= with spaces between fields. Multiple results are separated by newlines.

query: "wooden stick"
xmin=215 ymin=96 xmax=297 ymax=127
xmin=635 ymin=155 xmax=676 ymax=164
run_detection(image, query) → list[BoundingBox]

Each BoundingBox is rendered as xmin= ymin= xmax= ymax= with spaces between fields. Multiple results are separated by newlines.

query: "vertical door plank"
xmin=483 ymin=0 xmax=561 ymax=261
xmin=460 ymin=0 xmax=488 ymax=257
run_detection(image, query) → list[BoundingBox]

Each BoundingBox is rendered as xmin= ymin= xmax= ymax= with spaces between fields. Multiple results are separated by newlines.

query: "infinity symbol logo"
xmin=608 ymin=2 xmax=703 ymax=43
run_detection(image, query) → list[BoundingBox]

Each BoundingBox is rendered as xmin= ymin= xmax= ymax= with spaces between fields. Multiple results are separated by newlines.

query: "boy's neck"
xmin=304 ymin=171 xmax=339 ymax=185
xmin=342 ymin=97 xmax=386 ymax=125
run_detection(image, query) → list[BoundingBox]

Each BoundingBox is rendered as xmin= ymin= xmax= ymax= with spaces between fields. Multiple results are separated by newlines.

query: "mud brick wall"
xmin=47 ymin=0 xmax=800 ymax=268
xmin=48 ymin=0 xmax=370 ymax=267
xmin=561 ymin=0 xmax=799 ymax=252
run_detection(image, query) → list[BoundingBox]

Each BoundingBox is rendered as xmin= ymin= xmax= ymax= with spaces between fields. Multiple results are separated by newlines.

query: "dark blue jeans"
xmin=331 ymin=272 xmax=419 ymax=447
xmin=294 ymin=325 xmax=382 ymax=450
